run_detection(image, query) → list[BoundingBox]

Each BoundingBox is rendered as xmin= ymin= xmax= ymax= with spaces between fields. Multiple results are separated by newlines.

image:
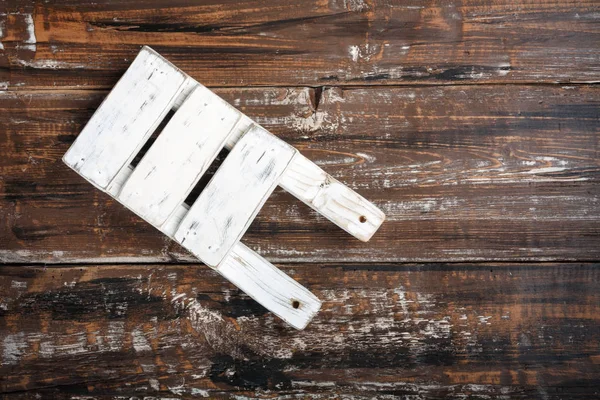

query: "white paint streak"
xmin=23 ymin=14 xmax=36 ymax=45
xmin=0 ymin=19 xmax=4 ymax=50
xmin=191 ymin=388 xmax=210 ymax=397
xmin=149 ymin=378 xmax=160 ymax=391
xmin=2 ymin=333 xmax=26 ymax=365
xmin=10 ymin=280 xmax=27 ymax=289
xmin=525 ymin=167 xmax=566 ymax=174
xmin=132 ymin=328 xmax=152 ymax=352
xmin=349 ymin=45 xmax=360 ymax=62
xmin=17 ymin=59 xmax=86 ymax=69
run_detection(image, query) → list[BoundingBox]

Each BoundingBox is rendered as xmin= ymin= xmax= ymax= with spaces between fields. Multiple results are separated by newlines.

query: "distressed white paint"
xmin=63 ymin=47 xmax=187 ymax=188
xmin=23 ymin=13 xmax=36 ymax=52
xmin=0 ymin=19 xmax=4 ymax=50
xmin=219 ymin=243 xmax=321 ymax=330
xmin=119 ymin=85 xmax=242 ymax=226
xmin=62 ymin=46 xmax=385 ymax=329
xmin=132 ymin=328 xmax=152 ymax=352
xmin=175 ymin=126 xmax=296 ymax=267
xmin=280 ymin=153 xmax=385 ymax=242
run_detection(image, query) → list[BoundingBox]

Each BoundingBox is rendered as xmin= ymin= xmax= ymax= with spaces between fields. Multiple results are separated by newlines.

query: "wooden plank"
xmin=1 ymin=85 xmax=599 ymax=263
xmin=174 ymin=126 xmax=296 ymax=267
xmin=1 ymin=262 xmax=599 ymax=398
xmin=1 ymin=1 xmax=599 ymax=89
xmin=118 ymin=84 xmax=241 ymax=227
xmin=280 ymin=153 xmax=385 ymax=242
xmin=62 ymin=46 xmax=186 ymax=188
xmin=218 ymin=243 xmax=321 ymax=330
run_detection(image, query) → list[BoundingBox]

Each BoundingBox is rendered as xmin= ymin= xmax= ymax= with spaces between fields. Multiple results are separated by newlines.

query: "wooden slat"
xmin=1 ymin=85 xmax=598 ymax=263
xmin=218 ymin=243 xmax=321 ymax=330
xmin=0 ymin=262 xmax=599 ymax=398
xmin=118 ymin=84 xmax=241 ymax=227
xmin=62 ymin=46 xmax=186 ymax=188
xmin=175 ymin=126 xmax=296 ymax=267
xmin=1 ymin=1 xmax=599 ymax=88
xmin=280 ymin=153 xmax=385 ymax=242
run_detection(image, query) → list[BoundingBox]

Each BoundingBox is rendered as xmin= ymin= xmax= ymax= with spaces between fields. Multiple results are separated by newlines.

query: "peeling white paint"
xmin=24 ymin=14 xmax=36 ymax=45
xmin=356 ymin=152 xmax=376 ymax=163
xmin=525 ymin=166 xmax=566 ymax=174
xmin=132 ymin=328 xmax=152 ymax=352
xmin=149 ymin=378 xmax=160 ymax=391
xmin=191 ymin=388 xmax=210 ymax=397
xmin=10 ymin=280 xmax=27 ymax=289
xmin=0 ymin=19 xmax=4 ymax=50
xmin=343 ymin=0 xmax=369 ymax=12
xmin=2 ymin=333 xmax=27 ymax=365
xmin=17 ymin=58 xmax=86 ymax=70
xmin=349 ymin=45 xmax=360 ymax=62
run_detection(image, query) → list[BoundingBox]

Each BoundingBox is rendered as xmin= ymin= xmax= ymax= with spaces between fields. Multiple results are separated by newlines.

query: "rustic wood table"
xmin=1 ymin=1 xmax=599 ymax=399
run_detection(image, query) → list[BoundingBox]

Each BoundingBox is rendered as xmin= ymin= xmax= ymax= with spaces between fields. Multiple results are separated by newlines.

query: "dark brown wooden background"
xmin=1 ymin=0 xmax=599 ymax=398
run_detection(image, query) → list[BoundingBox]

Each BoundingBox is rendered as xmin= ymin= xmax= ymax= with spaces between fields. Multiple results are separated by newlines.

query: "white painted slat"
xmin=280 ymin=153 xmax=385 ymax=242
xmin=175 ymin=125 xmax=297 ymax=267
xmin=218 ymin=243 xmax=321 ymax=330
xmin=63 ymin=46 xmax=186 ymax=188
xmin=118 ymin=85 xmax=241 ymax=227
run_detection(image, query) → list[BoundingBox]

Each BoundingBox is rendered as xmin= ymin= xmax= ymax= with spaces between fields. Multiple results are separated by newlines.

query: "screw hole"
xmin=359 ymin=215 xmax=367 ymax=223
xmin=292 ymin=300 xmax=300 ymax=309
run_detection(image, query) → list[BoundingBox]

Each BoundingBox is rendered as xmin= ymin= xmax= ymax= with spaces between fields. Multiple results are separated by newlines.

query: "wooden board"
xmin=175 ymin=125 xmax=296 ymax=267
xmin=280 ymin=153 xmax=385 ymax=242
xmin=218 ymin=243 xmax=321 ymax=330
xmin=1 ymin=262 xmax=599 ymax=398
xmin=1 ymin=85 xmax=598 ymax=263
xmin=0 ymin=1 xmax=599 ymax=89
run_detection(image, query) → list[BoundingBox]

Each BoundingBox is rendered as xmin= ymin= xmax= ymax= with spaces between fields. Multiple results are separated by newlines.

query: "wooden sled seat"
xmin=63 ymin=46 xmax=385 ymax=329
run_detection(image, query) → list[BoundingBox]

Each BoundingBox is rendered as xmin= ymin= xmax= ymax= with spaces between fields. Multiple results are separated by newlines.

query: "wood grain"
xmin=1 ymin=85 xmax=598 ymax=263
xmin=0 ymin=0 xmax=599 ymax=89
xmin=1 ymin=0 xmax=598 ymax=397
xmin=1 ymin=262 xmax=599 ymax=398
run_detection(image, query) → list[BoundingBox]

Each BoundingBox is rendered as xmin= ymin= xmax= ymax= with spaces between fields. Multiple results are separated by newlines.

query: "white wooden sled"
xmin=63 ymin=46 xmax=385 ymax=329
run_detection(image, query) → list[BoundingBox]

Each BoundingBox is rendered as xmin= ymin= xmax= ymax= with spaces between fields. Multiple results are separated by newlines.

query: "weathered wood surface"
xmin=1 ymin=0 xmax=599 ymax=396
xmin=0 ymin=1 xmax=599 ymax=89
xmin=1 ymin=85 xmax=598 ymax=263
xmin=1 ymin=262 xmax=599 ymax=398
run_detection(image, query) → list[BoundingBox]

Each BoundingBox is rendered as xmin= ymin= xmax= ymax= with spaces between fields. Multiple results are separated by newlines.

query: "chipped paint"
xmin=16 ymin=59 xmax=86 ymax=69
xmin=23 ymin=14 xmax=36 ymax=45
